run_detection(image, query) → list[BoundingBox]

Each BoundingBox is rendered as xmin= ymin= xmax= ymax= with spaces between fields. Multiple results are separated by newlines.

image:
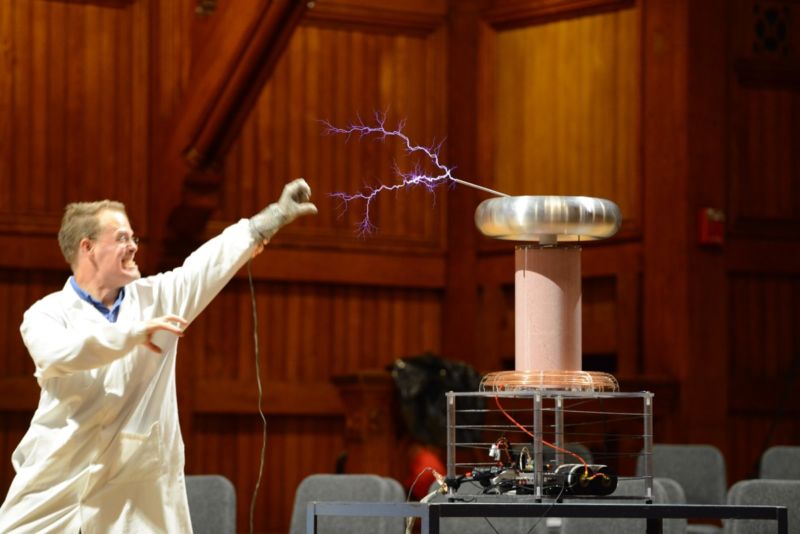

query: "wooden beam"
xmin=183 ymin=1 xmax=307 ymax=168
xmin=642 ymin=0 xmax=691 ymax=378
xmin=481 ymin=0 xmax=634 ymax=29
xmin=152 ymin=0 xmax=308 ymax=268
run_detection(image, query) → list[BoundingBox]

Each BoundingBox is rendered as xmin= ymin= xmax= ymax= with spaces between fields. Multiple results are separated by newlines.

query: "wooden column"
xmin=642 ymin=0 xmax=691 ymax=438
xmin=444 ymin=0 xmax=481 ymax=367
xmin=643 ymin=0 xmax=729 ymax=446
xmin=684 ymin=0 xmax=729 ymax=447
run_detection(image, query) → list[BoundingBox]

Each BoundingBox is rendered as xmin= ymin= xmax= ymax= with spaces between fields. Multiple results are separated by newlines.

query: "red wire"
xmin=494 ymin=395 xmax=592 ymax=475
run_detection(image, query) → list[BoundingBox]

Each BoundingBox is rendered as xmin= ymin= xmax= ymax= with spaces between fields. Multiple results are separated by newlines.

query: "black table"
xmin=307 ymin=501 xmax=789 ymax=534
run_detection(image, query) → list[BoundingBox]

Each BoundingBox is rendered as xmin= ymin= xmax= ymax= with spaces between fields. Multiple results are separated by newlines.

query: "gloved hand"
xmin=249 ymin=178 xmax=318 ymax=243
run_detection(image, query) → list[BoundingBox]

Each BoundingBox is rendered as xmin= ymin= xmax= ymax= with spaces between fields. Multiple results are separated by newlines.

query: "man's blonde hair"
xmin=58 ymin=200 xmax=127 ymax=267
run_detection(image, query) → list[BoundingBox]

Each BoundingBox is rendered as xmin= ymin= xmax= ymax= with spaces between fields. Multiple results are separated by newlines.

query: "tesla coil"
xmin=442 ymin=196 xmax=654 ymax=502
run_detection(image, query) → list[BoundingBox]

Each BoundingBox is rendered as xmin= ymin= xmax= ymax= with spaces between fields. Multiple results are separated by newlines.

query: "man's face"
xmin=90 ymin=209 xmax=141 ymax=287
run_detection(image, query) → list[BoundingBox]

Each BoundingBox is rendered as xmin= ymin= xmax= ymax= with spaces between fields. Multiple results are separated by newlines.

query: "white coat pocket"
xmin=106 ymin=421 xmax=164 ymax=485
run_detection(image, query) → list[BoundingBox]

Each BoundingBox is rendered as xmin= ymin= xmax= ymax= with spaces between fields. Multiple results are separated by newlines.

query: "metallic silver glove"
xmin=249 ymin=178 xmax=318 ymax=242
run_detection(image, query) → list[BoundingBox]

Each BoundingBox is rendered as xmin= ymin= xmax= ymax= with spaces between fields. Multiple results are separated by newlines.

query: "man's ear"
xmin=79 ymin=237 xmax=94 ymax=255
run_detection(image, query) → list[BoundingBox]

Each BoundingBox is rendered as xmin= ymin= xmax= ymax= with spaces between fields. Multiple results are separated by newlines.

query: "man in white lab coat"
xmin=0 ymin=179 xmax=317 ymax=533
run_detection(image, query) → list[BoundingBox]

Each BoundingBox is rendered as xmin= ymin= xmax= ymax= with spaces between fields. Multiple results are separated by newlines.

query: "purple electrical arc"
xmin=324 ymin=113 xmax=507 ymax=235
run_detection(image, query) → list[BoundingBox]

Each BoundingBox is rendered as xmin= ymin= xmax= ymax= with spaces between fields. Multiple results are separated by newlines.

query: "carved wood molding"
xmin=50 ymin=0 xmax=135 ymax=7
xmin=244 ymin=247 xmax=445 ymax=288
xmin=0 ymin=231 xmax=446 ymax=288
xmin=304 ymin=0 xmax=446 ymax=34
xmin=0 ymin=213 xmax=62 ymax=236
xmin=481 ymin=0 xmax=635 ymax=29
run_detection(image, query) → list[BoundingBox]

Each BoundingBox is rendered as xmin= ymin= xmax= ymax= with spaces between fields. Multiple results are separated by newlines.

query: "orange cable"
xmin=494 ymin=395 xmax=610 ymax=480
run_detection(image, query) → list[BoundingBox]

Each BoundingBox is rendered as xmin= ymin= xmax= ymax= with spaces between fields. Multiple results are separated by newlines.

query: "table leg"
xmin=646 ymin=517 xmax=663 ymax=534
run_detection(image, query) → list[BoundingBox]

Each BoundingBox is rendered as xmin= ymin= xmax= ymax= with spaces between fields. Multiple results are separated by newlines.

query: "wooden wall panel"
xmin=149 ymin=0 xmax=192 ymax=145
xmin=219 ymin=20 xmax=448 ymax=251
xmin=0 ymin=0 xmax=150 ymax=234
xmin=728 ymin=274 xmax=798 ymax=381
xmin=726 ymin=273 xmax=800 ymax=481
xmin=0 ymin=269 xmax=69 ymax=496
xmin=729 ymin=85 xmax=800 ymax=235
xmin=177 ymin=278 xmax=442 ymax=532
xmin=0 ymin=0 xmax=189 ymax=522
xmin=183 ymin=280 xmax=443 ymax=385
xmin=186 ymin=4 xmax=449 ymax=532
xmin=3 ymin=0 xmax=798 ymax=532
xmin=485 ymin=6 xmax=641 ymax=232
xmin=0 ymin=6 xmax=10 ymax=210
xmin=728 ymin=0 xmax=800 ymax=237
xmin=187 ymin=415 xmax=346 ymax=534
xmin=0 ymin=1 xmax=448 ymax=532
xmin=720 ymin=0 xmax=800 ymax=480
xmin=0 ymin=271 xmax=68 ymax=378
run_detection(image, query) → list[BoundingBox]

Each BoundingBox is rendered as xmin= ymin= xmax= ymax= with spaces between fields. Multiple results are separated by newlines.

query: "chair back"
xmin=289 ymin=474 xmax=406 ymax=534
xmin=637 ymin=444 xmax=727 ymax=505
xmin=759 ymin=446 xmax=800 ymax=479
xmin=185 ymin=474 xmax=236 ymax=534
xmin=725 ymin=479 xmax=800 ymax=534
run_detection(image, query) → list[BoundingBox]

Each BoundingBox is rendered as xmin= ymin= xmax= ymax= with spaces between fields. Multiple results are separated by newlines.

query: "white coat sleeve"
xmin=146 ymin=219 xmax=258 ymax=324
xmin=21 ymin=306 xmax=150 ymax=380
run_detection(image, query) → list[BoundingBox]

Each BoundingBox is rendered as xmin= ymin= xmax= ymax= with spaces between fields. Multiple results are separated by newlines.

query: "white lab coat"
xmin=0 ymin=219 xmax=258 ymax=534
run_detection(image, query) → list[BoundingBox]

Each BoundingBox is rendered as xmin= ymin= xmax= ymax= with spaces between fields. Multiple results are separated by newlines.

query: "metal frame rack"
xmin=445 ymin=389 xmax=654 ymax=501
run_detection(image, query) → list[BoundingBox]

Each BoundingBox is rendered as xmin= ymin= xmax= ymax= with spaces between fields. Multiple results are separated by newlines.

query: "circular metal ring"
xmin=475 ymin=196 xmax=622 ymax=242
xmin=480 ymin=370 xmax=620 ymax=392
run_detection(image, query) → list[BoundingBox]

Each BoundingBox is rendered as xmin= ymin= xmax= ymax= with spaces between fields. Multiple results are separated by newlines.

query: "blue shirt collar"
xmin=69 ymin=276 xmax=126 ymax=323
